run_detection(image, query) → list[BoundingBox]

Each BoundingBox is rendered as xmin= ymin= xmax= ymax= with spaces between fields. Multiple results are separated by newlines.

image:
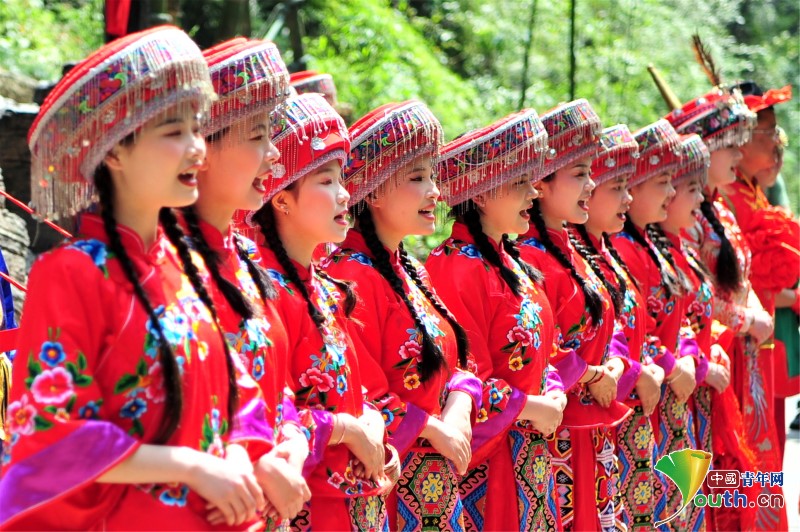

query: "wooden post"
xmin=568 ymin=0 xmax=576 ymax=100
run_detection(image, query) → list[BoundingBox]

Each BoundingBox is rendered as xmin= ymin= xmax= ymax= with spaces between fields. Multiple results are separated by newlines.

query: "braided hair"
xmin=355 ymin=207 xmax=469 ymax=380
xmin=158 ymin=207 xmax=238 ymax=425
xmin=621 ymin=217 xmax=682 ymax=299
xmin=456 ymin=201 xmax=542 ymax=296
xmin=646 ymin=224 xmax=694 ymax=296
xmin=181 ymin=206 xmax=277 ymax=323
xmin=570 ymin=224 xmax=627 ymax=315
xmin=95 ymin=166 xmax=236 ymax=442
xmin=699 ymin=198 xmax=740 ymax=292
xmin=251 ymin=196 xmax=355 ymax=339
xmin=528 ymin=198 xmax=604 ymax=324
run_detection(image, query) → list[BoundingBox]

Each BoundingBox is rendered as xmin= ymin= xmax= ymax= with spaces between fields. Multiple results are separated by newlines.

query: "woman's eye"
xmin=410 ymin=175 xmax=423 ymax=182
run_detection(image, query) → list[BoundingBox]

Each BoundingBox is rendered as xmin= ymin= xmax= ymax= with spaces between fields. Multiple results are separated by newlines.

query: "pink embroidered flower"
xmin=647 ymin=295 xmax=664 ymax=315
xmin=299 ymin=367 xmax=335 ymax=393
xmin=30 ymin=367 xmax=74 ymax=405
xmin=144 ymin=362 xmax=166 ymax=403
xmin=507 ymin=325 xmax=534 ymax=347
xmin=8 ymin=395 xmax=36 ymax=435
xmin=687 ymin=300 xmax=704 ymax=318
xmin=328 ymin=471 xmax=345 ymax=488
xmin=399 ymin=340 xmax=422 ymax=363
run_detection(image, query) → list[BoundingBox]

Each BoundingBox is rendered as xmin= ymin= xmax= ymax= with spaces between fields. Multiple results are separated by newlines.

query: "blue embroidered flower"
xmin=268 ymin=269 xmax=290 ymax=290
xmin=664 ymin=301 xmax=675 ymax=314
xmin=211 ymin=408 xmax=221 ymax=433
xmin=252 ymin=356 xmax=265 ymax=380
xmin=120 ymin=398 xmax=147 ymax=419
xmin=488 ymin=385 xmax=504 ymax=405
xmin=336 ymin=374 xmax=348 ymax=395
xmin=520 ymin=237 xmax=546 ymax=252
xmin=458 ymin=244 xmax=481 ymax=259
xmin=381 ymin=408 xmax=395 ymax=426
xmin=564 ymin=338 xmax=581 ymax=350
xmin=159 ymin=484 xmax=189 ymax=507
xmin=78 ymin=400 xmax=102 ymax=419
xmin=39 ymin=341 xmax=66 ymax=367
xmin=68 ymin=239 xmax=107 ymax=269
xmin=348 ymin=252 xmax=373 ymax=266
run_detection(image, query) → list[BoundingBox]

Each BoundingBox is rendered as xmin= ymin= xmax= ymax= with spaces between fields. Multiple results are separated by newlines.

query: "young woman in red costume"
xmin=240 ymin=93 xmax=393 ymax=531
xmin=0 ymin=27 xmax=276 ymax=530
xmin=171 ymin=38 xmax=312 ymax=525
xmin=569 ymin=124 xmax=664 ymax=531
xmin=610 ymin=120 xmax=707 ymax=530
xmin=323 ymin=101 xmax=481 ymax=531
xmin=668 ymin=88 xmax=787 ymax=531
xmin=426 ymin=109 xmax=567 ymax=531
xmin=516 ymin=100 xmax=632 ymax=532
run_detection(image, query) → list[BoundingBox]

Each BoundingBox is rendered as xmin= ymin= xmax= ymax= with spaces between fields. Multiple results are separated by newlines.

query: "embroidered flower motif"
xmin=633 ymin=424 xmax=651 ymax=450
xmin=39 ymin=341 xmax=66 ymax=367
xmin=633 ymin=480 xmax=653 ymax=506
xmin=78 ymin=400 xmax=103 ymax=419
xmin=476 ymin=408 xmax=488 ymax=423
xmin=381 ymin=408 xmax=395 ymax=425
xmin=508 ymin=356 xmax=524 ymax=372
xmin=252 ymin=355 xmax=265 ymax=381
xmin=399 ymin=340 xmax=423 ymax=363
xmin=421 ymin=473 xmax=444 ymax=503
xmin=647 ymin=295 xmax=664 ymax=316
xmin=458 ymin=244 xmax=481 ymax=259
xmin=67 ymin=239 xmax=108 ymax=270
xmin=299 ymin=367 xmax=335 ymax=393
xmin=488 ymin=384 xmax=505 ymax=405
xmin=159 ymin=484 xmax=189 ymax=507
xmin=507 ymin=325 xmax=535 ymax=347
xmin=30 ymin=367 xmax=74 ymax=405
xmin=336 ymin=374 xmax=348 ymax=395
xmin=7 ymin=395 xmax=37 ymax=435
xmin=348 ymin=252 xmax=373 ymax=266
xmin=533 ymin=455 xmax=548 ymax=483
xmin=403 ymin=374 xmax=421 ymax=390
xmin=142 ymin=362 xmax=165 ymax=402
xmin=120 ymin=397 xmax=148 ymax=419
xmin=327 ymin=471 xmax=345 ymax=488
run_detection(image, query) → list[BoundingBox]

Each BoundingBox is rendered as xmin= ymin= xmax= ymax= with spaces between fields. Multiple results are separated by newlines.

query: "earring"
xmin=282 ymin=207 xmax=289 ymax=215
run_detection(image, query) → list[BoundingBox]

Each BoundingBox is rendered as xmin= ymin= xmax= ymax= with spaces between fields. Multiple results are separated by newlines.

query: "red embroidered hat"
xmin=629 ymin=119 xmax=682 ymax=188
xmin=344 ymin=100 xmax=443 ymax=206
xmin=590 ymin=125 xmax=639 ymax=186
xmin=743 ymin=84 xmax=792 ymax=114
xmin=673 ymin=134 xmax=710 ymax=186
xmin=437 ymin=109 xmax=548 ymax=206
xmin=541 ymin=98 xmax=603 ymax=176
xmin=28 ymin=25 xmax=214 ymax=219
xmin=290 ymin=70 xmax=338 ymax=106
xmin=203 ymin=39 xmax=290 ymax=138
xmin=665 ymin=87 xmax=756 ymax=152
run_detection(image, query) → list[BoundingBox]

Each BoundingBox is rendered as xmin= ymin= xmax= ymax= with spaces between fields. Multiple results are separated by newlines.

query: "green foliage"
xmin=0 ymin=0 xmax=103 ymax=80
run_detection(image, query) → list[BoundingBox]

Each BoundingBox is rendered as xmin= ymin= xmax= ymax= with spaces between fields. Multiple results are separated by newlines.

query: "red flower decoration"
xmin=299 ymin=367 xmax=335 ymax=393
xmin=506 ymin=325 xmax=534 ymax=347
xmin=743 ymin=207 xmax=800 ymax=292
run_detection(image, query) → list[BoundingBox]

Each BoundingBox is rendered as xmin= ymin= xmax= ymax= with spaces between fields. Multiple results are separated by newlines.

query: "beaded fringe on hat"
xmin=673 ymin=134 xmax=710 ymax=187
xmin=590 ymin=125 xmax=639 ymax=186
xmin=29 ymin=28 xmax=215 ymax=220
xmin=629 ymin=119 xmax=683 ymax=188
xmin=541 ymin=99 xmax=603 ymax=177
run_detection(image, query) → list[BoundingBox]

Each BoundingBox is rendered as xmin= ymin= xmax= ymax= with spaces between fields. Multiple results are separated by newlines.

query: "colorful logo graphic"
xmin=653 ymin=448 xmax=712 ymax=527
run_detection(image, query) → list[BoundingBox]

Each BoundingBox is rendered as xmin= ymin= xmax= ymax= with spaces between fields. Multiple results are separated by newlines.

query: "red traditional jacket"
xmin=257 ymin=244 xmax=384 ymax=499
xmin=583 ymin=231 xmax=648 ymax=401
xmin=612 ymin=225 xmax=693 ymax=377
xmin=323 ymin=231 xmax=481 ymax=457
xmin=425 ymin=222 xmax=564 ymax=462
xmin=517 ymin=225 xmax=630 ymax=428
xmin=0 ymin=214 xmax=272 ymax=530
xmin=193 ymin=219 xmax=303 ymax=452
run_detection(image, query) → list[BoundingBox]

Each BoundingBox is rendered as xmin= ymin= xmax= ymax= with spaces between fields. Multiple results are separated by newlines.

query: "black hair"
xmin=698 ymin=199 xmax=741 ymax=293
xmin=180 ymin=206 xmax=277 ymax=323
xmin=95 ymin=166 xmax=236 ymax=442
xmin=354 ymin=206 xmax=469 ymax=381
xmin=621 ymin=217 xmax=683 ymax=299
xmin=570 ymin=224 xmax=627 ymax=315
xmin=454 ymin=201 xmax=542 ymax=297
xmin=527 ymin=197 xmax=603 ymax=324
xmin=645 ymin=224 xmax=693 ymax=296
xmin=251 ymin=193 xmax=356 ymax=341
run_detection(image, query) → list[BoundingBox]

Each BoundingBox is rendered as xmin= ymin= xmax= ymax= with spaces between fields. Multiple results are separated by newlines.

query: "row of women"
xmin=0 ymin=24 xmax=795 ymax=531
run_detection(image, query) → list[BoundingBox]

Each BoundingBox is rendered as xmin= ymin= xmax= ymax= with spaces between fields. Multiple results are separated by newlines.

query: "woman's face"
xmin=273 ymin=159 xmax=351 ymax=246
xmin=585 ymin=174 xmax=632 ymax=235
xmin=198 ymin=111 xmax=280 ymax=214
xmin=368 ymin=155 xmax=440 ymax=244
xmin=664 ymin=175 xmax=704 ymax=231
xmin=708 ymin=146 xmax=743 ymax=188
xmin=536 ymin=157 xmax=595 ymax=227
xmin=628 ymin=172 xmax=676 ymax=225
xmin=477 ymin=173 xmax=539 ymax=239
xmin=105 ymin=104 xmax=206 ymax=210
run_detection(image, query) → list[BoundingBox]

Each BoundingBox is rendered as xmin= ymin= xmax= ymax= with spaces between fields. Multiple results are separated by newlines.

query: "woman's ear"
xmin=472 ymin=193 xmax=487 ymax=208
xmin=271 ymin=190 xmax=291 ymax=215
xmin=103 ymin=146 xmax=125 ymax=173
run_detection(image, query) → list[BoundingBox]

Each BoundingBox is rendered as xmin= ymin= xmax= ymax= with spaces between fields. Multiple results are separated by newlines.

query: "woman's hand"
xmin=747 ymin=309 xmax=774 ymax=345
xmin=251 ymin=453 xmax=311 ymax=522
xmin=339 ymin=413 xmax=385 ymax=481
xmin=440 ymin=391 xmax=473 ymax=447
xmin=423 ymin=417 xmax=471 ymax=474
xmin=635 ymin=367 xmax=663 ymax=416
xmin=587 ymin=366 xmax=618 ymax=408
xmin=667 ymin=357 xmax=696 ymax=403
xmin=704 ymin=362 xmax=731 ymax=393
xmin=520 ymin=394 xmax=564 ymax=436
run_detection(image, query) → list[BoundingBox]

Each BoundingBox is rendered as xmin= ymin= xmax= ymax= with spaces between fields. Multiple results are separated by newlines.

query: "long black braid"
xmin=646 ymin=224 xmax=694 ymax=296
xmin=96 ymin=166 xmax=182 ymax=444
xmin=458 ymin=203 xmax=542 ymax=297
xmin=159 ymin=207 xmax=238 ymax=425
xmin=699 ymin=198 xmax=740 ymax=293
xmin=571 ymin=224 xmax=626 ymax=315
xmin=603 ymin=233 xmax=635 ymax=288
xmin=181 ymin=206 xmax=277 ymax=323
xmin=622 ymin=217 xmax=682 ymax=299
xmin=528 ymin=199 xmax=604 ymax=324
xmin=651 ymin=224 xmax=710 ymax=286
xmin=251 ymin=200 xmax=355 ymax=338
